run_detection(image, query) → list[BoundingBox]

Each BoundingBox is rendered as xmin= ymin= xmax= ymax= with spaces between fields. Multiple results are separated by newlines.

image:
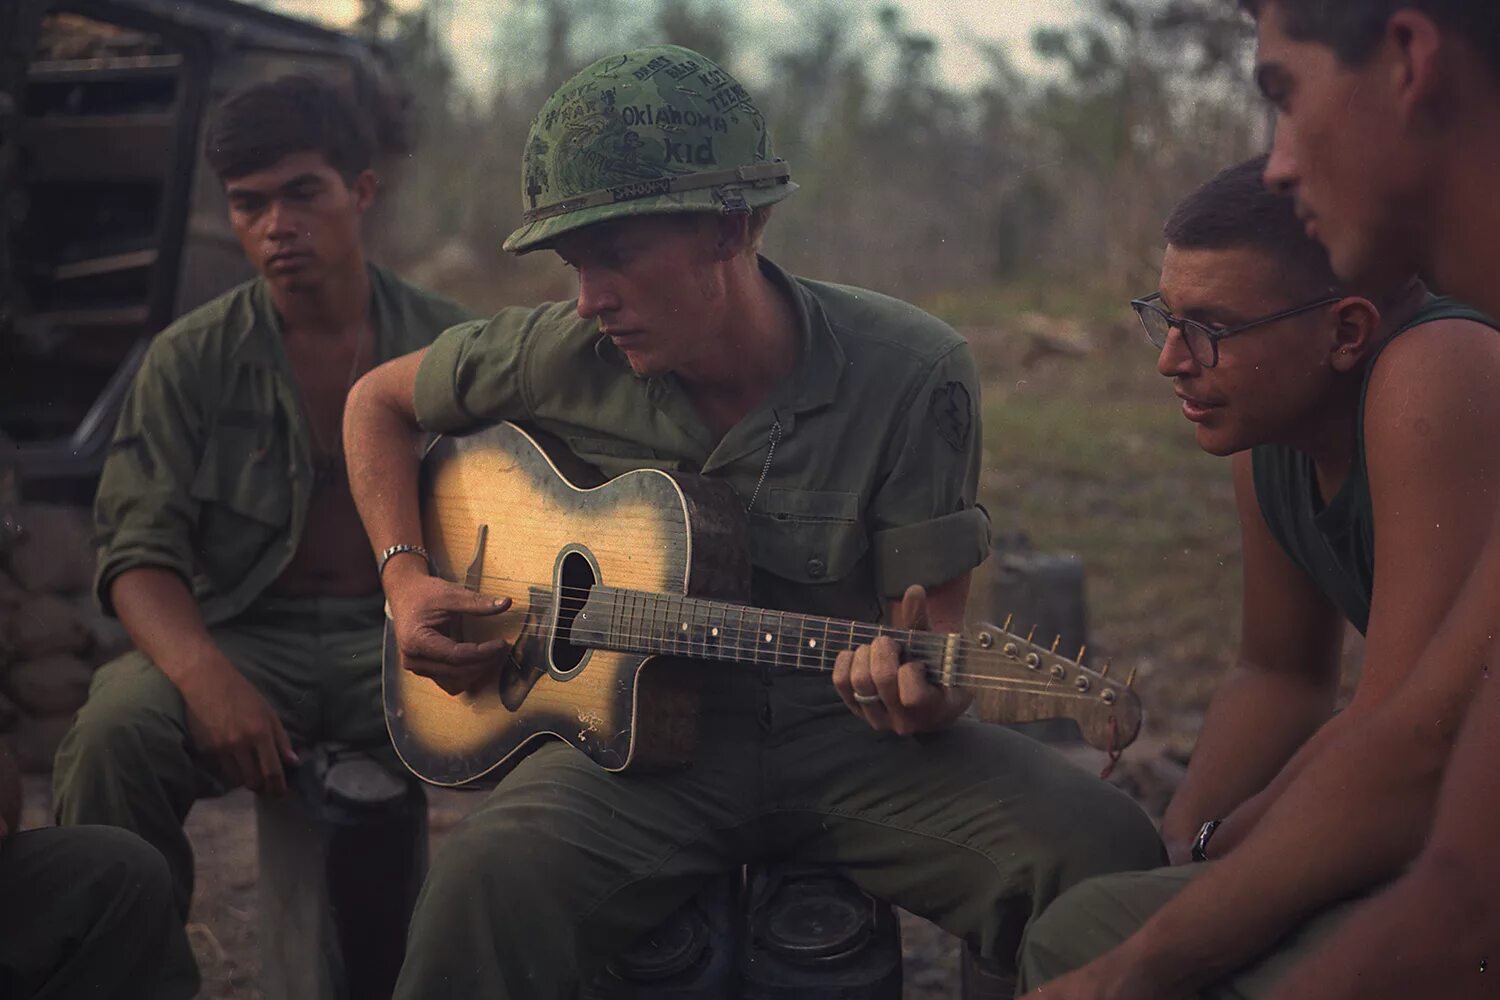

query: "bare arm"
xmin=343 ymin=351 xmax=511 ymax=695
xmin=1023 ymin=321 xmax=1500 ymax=1000
xmin=112 ymin=567 xmax=296 ymax=794
xmin=1161 ymin=453 xmax=1343 ymax=861
xmin=1267 ymin=643 xmax=1500 ymax=1000
xmin=342 ymin=351 xmax=429 ymax=576
xmin=1207 ymin=320 xmax=1500 ymax=857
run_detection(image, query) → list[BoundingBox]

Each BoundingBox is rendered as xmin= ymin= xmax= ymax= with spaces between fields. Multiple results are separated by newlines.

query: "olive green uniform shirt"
xmin=413 ymin=257 xmax=990 ymax=624
xmin=93 ymin=264 xmax=473 ymax=625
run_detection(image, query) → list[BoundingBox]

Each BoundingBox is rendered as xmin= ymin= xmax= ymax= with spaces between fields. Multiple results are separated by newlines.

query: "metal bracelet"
xmin=378 ymin=543 xmax=431 ymax=579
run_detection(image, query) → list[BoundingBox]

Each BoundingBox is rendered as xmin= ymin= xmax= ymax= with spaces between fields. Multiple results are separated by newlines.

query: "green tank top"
xmin=1251 ymin=297 xmax=1497 ymax=635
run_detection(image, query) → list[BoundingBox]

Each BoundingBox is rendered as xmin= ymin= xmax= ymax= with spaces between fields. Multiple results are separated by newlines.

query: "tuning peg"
xmin=1076 ymin=645 xmax=1088 ymax=664
xmin=1125 ymin=665 xmax=1138 ymax=688
xmin=1050 ymin=635 xmax=1061 ymax=653
xmin=1002 ymin=613 xmax=1014 ymax=632
xmin=1099 ymin=659 xmax=1111 ymax=677
xmin=1025 ymin=625 xmax=1037 ymax=643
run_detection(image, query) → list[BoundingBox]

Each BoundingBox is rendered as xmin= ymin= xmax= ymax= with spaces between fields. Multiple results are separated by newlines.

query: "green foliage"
xmin=371 ymin=0 xmax=1264 ymax=302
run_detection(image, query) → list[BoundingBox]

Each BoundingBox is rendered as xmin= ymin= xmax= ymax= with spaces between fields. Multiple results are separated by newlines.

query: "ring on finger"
xmin=853 ymin=691 xmax=881 ymax=706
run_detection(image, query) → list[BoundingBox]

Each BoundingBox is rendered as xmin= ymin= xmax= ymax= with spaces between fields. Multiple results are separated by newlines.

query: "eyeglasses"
xmin=1130 ymin=292 xmax=1342 ymax=368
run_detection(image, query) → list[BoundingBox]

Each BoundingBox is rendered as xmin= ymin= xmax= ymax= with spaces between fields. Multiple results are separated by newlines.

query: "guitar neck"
xmin=573 ymin=585 xmax=1141 ymax=753
xmin=576 ymin=586 xmax=938 ymax=678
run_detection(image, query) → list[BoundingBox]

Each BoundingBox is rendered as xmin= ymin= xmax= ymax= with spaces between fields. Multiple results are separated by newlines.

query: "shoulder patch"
xmin=930 ymin=381 xmax=972 ymax=451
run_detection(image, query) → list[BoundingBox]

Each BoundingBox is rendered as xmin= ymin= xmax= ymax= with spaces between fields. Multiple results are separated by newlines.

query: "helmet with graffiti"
xmin=503 ymin=44 xmax=796 ymax=253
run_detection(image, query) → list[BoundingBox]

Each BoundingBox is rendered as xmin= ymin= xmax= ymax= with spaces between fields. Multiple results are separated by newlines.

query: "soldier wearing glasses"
xmin=1016 ymin=155 xmax=1500 ymax=998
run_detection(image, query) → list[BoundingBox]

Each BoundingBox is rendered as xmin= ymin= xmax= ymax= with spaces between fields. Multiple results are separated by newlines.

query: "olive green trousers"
xmin=50 ymin=594 xmax=389 ymax=917
xmin=0 ymin=825 xmax=198 ymax=999
xmin=394 ymin=669 xmax=1166 ymax=999
xmin=1018 ymin=864 xmax=1368 ymax=997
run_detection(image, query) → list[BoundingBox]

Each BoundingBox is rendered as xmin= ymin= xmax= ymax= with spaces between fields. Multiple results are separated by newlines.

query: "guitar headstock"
xmin=960 ymin=620 xmax=1142 ymax=753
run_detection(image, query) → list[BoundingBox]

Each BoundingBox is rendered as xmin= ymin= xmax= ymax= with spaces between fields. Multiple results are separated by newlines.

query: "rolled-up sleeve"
xmin=412 ymin=310 xmax=540 ymax=433
xmin=869 ymin=341 xmax=991 ymax=596
xmin=93 ymin=335 xmax=205 ymax=615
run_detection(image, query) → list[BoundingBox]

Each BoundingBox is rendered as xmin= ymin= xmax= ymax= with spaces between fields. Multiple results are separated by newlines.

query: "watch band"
xmin=1191 ymin=818 xmax=1223 ymax=863
xmin=378 ymin=543 xmax=431 ymax=579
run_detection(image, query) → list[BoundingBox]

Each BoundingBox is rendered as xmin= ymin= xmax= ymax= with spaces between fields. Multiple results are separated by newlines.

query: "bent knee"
xmin=1022 ymin=776 xmax=1165 ymax=893
xmin=1021 ymin=872 xmax=1150 ymax=986
xmin=425 ymin=810 xmax=564 ymax=897
xmin=57 ymin=670 xmax=183 ymax=765
xmin=60 ymin=825 xmax=175 ymax=904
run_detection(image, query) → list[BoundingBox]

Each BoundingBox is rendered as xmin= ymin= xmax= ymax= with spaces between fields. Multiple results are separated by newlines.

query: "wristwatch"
xmin=1191 ymin=818 xmax=1223 ymax=862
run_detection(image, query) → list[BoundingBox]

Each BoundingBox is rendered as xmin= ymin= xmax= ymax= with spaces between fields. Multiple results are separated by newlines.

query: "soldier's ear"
xmin=1329 ymin=296 xmax=1381 ymax=373
xmin=350 ymin=169 xmax=378 ymax=213
xmin=710 ymin=213 xmax=753 ymax=261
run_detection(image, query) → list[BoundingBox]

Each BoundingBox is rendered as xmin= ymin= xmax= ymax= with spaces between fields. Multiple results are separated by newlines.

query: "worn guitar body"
xmin=383 ymin=422 xmax=751 ymax=786
xmin=387 ymin=422 xmax=1143 ymax=788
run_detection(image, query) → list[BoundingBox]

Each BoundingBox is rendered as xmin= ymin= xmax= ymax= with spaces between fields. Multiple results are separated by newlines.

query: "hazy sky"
xmin=268 ymin=0 xmax=1085 ymax=94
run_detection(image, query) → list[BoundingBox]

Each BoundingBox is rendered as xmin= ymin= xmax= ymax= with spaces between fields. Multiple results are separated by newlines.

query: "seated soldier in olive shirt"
xmin=345 ymin=45 xmax=1164 ymax=999
xmin=1018 ymin=156 xmax=1500 ymax=997
xmin=49 ymin=74 xmax=471 ymax=975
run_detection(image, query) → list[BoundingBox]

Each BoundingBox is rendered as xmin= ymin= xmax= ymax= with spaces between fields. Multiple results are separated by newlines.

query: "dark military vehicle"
xmin=0 ymin=0 xmax=393 ymax=500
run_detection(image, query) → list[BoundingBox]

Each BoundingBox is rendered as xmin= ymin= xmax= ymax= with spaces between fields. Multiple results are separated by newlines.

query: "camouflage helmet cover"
xmin=504 ymin=44 xmax=796 ymax=253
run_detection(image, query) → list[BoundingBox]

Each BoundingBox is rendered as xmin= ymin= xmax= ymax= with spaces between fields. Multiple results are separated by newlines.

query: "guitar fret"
xmin=610 ymin=589 xmax=621 ymax=647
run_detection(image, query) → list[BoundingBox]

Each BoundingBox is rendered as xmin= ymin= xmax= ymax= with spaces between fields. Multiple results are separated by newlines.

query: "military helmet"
xmin=503 ymin=44 xmax=796 ymax=254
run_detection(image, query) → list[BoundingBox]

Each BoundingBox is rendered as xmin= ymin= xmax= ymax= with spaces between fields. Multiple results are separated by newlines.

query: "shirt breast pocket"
xmin=190 ymin=417 xmax=293 ymax=528
xmin=750 ymin=489 xmax=868 ymax=585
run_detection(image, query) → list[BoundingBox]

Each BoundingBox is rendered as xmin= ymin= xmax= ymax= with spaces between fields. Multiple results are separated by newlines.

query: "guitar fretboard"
xmin=573 ymin=587 xmax=953 ymax=676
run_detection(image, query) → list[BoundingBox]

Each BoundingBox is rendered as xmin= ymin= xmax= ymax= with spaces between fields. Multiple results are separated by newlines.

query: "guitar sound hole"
xmin=551 ymin=549 xmax=597 ymax=674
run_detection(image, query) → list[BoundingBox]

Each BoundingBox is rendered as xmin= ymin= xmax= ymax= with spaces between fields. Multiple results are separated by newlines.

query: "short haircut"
xmin=1240 ymin=0 xmax=1500 ymax=76
xmin=204 ymin=74 xmax=375 ymax=183
xmin=1164 ymin=155 xmax=1343 ymax=297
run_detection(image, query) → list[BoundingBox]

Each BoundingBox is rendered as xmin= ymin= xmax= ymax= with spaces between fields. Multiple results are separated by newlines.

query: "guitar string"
xmin=431 ymin=572 xmax=1122 ymax=686
xmin=437 ymin=570 xmax=1096 ymax=657
xmin=436 ymin=605 xmax=1122 ymax=701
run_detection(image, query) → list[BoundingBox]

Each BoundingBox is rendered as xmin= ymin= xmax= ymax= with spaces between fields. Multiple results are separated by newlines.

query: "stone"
xmin=6 ymin=654 xmax=93 ymax=715
xmin=7 ymin=592 xmax=92 ymax=659
xmin=7 ymin=503 xmax=95 ymax=596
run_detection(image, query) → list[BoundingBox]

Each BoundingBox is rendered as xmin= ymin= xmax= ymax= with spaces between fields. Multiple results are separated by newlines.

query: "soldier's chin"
xmin=1194 ymin=423 xmax=1243 ymax=458
xmin=265 ymin=264 xmax=321 ymax=293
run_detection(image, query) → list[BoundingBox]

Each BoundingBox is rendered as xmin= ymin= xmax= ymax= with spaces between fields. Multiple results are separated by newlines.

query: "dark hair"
xmin=204 ymin=74 xmax=375 ymax=183
xmin=1240 ymin=0 xmax=1500 ymax=75
xmin=1164 ymin=155 xmax=1342 ymax=296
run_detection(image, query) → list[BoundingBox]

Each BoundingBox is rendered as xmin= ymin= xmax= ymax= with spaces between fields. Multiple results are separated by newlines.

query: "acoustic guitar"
xmin=383 ymin=422 xmax=1142 ymax=786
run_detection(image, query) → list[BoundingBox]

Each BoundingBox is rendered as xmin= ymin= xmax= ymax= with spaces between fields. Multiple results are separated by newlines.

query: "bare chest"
xmin=280 ymin=327 xmax=371 ymax=452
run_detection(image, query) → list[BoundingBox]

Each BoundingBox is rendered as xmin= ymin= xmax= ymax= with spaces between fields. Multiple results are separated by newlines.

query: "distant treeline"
xmin=357 ymin=0 xmax=1266 ymax=304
